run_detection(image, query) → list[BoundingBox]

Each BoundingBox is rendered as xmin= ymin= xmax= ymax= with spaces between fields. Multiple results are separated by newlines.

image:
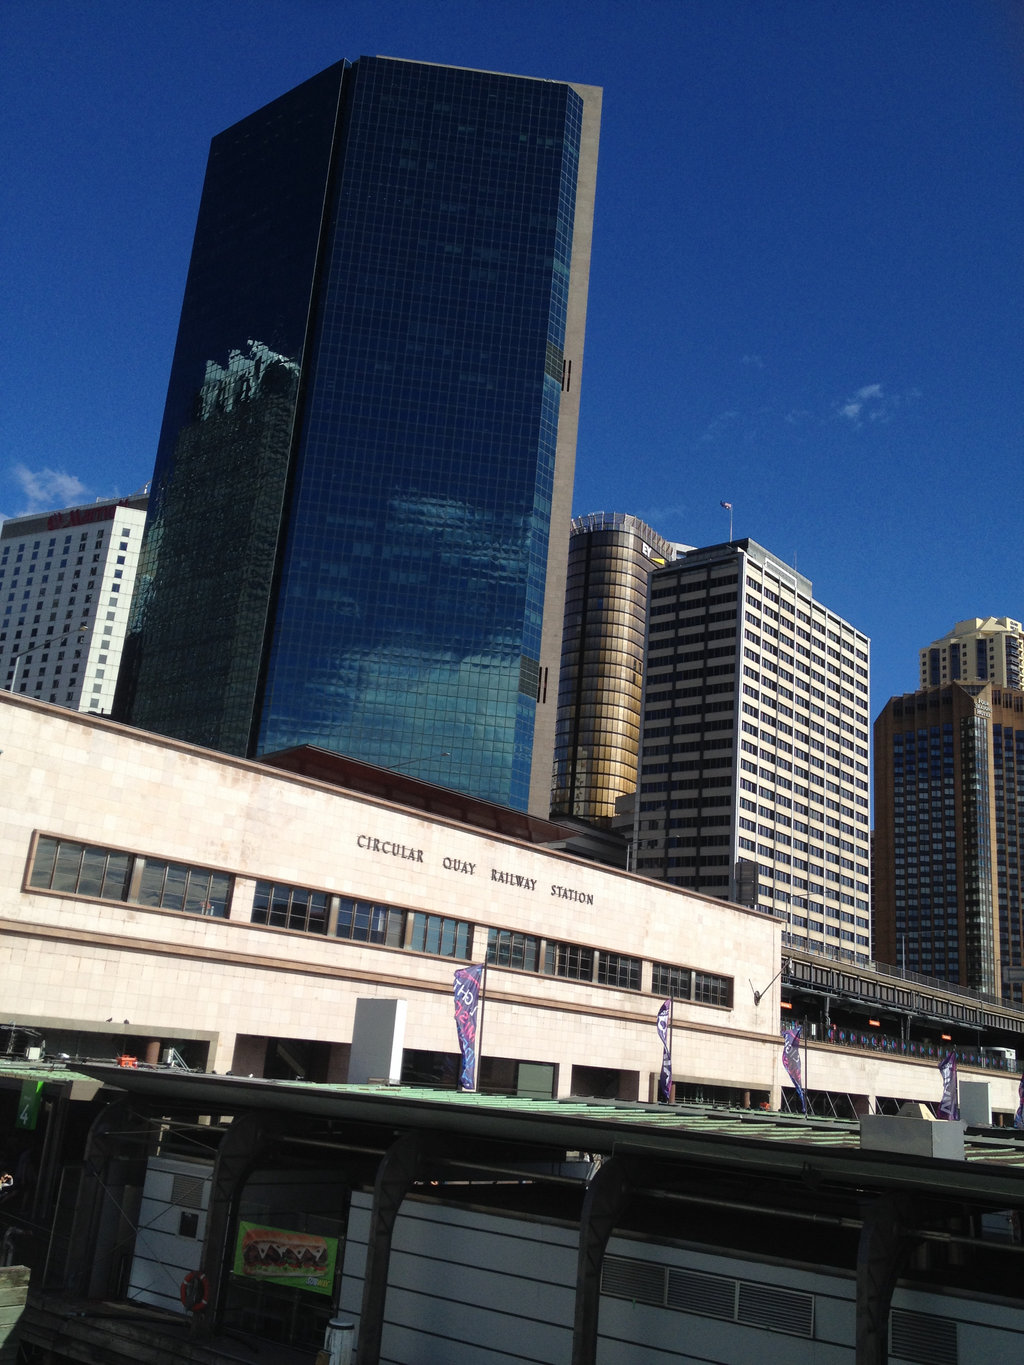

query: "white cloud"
xmin=698 ymin=410 xmax=739 ymax=444
xmin=836 ymin=383 xmax=917 ymax=426
xmin=838 ymin=383 xmax=883 ymax=422
xmin=10 ymin=463 xmax=89 ymax=514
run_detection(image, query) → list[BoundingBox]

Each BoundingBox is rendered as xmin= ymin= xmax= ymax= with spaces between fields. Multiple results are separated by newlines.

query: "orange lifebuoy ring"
xmin=180 ymin=1270 xmax=209 ymax=1312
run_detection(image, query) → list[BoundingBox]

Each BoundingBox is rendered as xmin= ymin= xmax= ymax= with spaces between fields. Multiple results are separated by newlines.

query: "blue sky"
xmin=4 ymin=1 xmax=1022 ymax=718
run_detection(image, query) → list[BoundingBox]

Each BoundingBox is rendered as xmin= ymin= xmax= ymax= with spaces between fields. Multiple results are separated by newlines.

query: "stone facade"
xmin=0 ymin=692 xmax=782 ymax=1099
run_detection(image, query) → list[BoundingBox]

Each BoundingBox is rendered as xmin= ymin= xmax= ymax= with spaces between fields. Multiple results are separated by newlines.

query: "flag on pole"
xmin=453 ymin=964 xmax=484 ymax=1091
xmin=656 ymin=999 xmax=672 ymax=1102
xmin=719 ymin=501 xmax=732 ymax=511
xmin=782 ymin=1026 xmax=807 ymax=1114
xmin=1015 ymin=1070 xmax=1024 ymax=1130
xmin=937 ymin=1051 xmax=960 ymax=1120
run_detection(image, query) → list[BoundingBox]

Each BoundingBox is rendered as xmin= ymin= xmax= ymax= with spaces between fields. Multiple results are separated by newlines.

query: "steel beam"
xmin=856 ymin=1194 xmax=913 ymax=1365
xmin=572 ymin=1157 xmax=630 ymax=1365
xmin=356 ymin=1131 xmax=423 ymax=1365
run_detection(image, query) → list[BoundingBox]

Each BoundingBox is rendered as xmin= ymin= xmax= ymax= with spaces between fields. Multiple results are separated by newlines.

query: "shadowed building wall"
xmin=874 ymin=682 xmax=1024 ymax=1004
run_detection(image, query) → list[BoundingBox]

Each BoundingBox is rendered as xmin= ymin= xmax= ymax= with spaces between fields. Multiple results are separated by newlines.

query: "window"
xmin=409 ymin=912 xmax=472 ymax=959
xmin=597 ymin=952 xmax=641 ymax=990
xmin=29 ymin=835 xmax=230 ymax=916
xmin=543 ymin=941 xmax=594 ymax=981
xmin=252 ymin=881 xmax=328 ymax=934
xmin=136 ymin=860 xmax=231 ymax=915
xmin=486 ymin=928 xmax=540 ymax=971
xmin=693 ymin=971 xmax=733 ymax=1007
xmin=651 ymin=962 xmax=692 ymax=1001
xmin=31 ymin=838 xmax=130 ymax=900
xmin=335 ymin=896 xmax=405 ymax=946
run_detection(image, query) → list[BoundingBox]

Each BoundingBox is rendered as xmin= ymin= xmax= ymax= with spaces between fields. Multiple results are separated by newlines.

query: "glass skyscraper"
xmin=116 ymin=58 xmax=601 ymax=814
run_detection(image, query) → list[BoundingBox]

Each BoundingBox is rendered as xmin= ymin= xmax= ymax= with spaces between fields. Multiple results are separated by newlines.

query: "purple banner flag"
xmin=453 ymin=965 xmax=484 ymax=1091
xmin=782 ymin=1026 xmax=807 ymax=1114
xmin=937 ymin=1051 xmax=960 ymax=1121
xmin=1015 ymin=1072 xmax=1024 ymax=1131
xmin=656 ymin=999 xmax=672 ymax=1103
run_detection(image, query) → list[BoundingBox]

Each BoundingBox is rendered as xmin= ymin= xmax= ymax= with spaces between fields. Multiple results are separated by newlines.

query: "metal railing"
xmin=783 ymin=934 xmax=1018 ymax=1015
xmin=808 ymin=1024 xmax=1018 ymax=1072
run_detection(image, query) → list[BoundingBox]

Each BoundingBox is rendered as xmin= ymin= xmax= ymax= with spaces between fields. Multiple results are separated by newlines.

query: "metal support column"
xmin=856 ymin=1195 xmax=913 ymax=1365
xmin=199 ymin=1110 xmax=284 ymax=1336
xmin=66 ymin=1096 xmax=156 ymax=1299
xmin=572 ymin=1157 xmax=630 ymax=1365
xmin=356 ymin=1131 xmax=423 ymax=1365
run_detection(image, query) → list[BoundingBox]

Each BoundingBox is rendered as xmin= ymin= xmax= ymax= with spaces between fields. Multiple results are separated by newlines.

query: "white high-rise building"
xmin=919 ymin=617 xmax=1024 ymax=690
xmin=634 ymin=538 xmax=872 ymax=962
xmin=0 ymin=493 xmax=148 ymax=713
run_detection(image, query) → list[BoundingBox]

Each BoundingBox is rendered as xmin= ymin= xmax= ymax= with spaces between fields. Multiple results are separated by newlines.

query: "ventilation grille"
xmin=171 ymin=1174 xmax=206 ymax=1210
xmin=604 ymin=1255 xmax=813 ymax=1340
xmin=891 ymin=1310 xmax=958 ymax=1365
xmin=666 ymin=1267 xmax=737 ymax=1319
xmin=738 ymin=1281 xmax=814 ymax=1338
xmin=601 ymin=1257 xmax=665 ymax=1305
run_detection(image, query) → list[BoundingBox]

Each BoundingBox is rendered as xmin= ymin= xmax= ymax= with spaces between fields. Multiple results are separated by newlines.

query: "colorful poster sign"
xmin=937 ymin=1052 xmax=960 ymax=1121
xmin=453 ymin=964 xmax=484 ymax=1090
xmin=1015 ymin=1071 xmax=1024 ymax=1130
xmin=656 ymin=999 xmax=672 ymax=1103
xmin=232 ymin=1222 xmax=337 ymax=1296
xmin=782 ymin=1026 xmax=807 ymax=1115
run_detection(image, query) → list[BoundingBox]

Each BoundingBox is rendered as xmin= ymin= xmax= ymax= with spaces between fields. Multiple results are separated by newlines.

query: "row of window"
xmin=27 ymin=836 xmax=735 ymax=1009
xmin=653 ymin=577 xmax=866 ymax=652
xmin=255 ymin=880 xmax=733 ymax=1003
xmin=30 ymin=835 xmax=230 ymax=916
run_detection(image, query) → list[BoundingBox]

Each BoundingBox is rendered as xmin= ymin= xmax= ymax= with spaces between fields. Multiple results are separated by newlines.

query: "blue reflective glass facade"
xmin=116 ymin=63 xmax=346 ymax=756
xmin=118 ymin=58 xmax=599 ymax=813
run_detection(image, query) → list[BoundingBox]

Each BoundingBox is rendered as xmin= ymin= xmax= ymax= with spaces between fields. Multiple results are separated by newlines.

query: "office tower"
xmin=920 ymin=617 xmax=1024 ymax=690
xmin=634 ymin=539 xmax=872 ymax=962
xmin=874 ymin=682 xmax=1024 ymax=1004
xmin=1 ymin=494 xmax=148 ymax=713
xmin=116 ymin=58 xmax=601 ymax=815
xmin=551 ymin=512 xmax=682 ymax=824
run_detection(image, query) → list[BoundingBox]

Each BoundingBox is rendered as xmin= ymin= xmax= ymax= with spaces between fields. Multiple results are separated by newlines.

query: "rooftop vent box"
xmin=860 ymin=1114 xmax=965 ymax=1161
